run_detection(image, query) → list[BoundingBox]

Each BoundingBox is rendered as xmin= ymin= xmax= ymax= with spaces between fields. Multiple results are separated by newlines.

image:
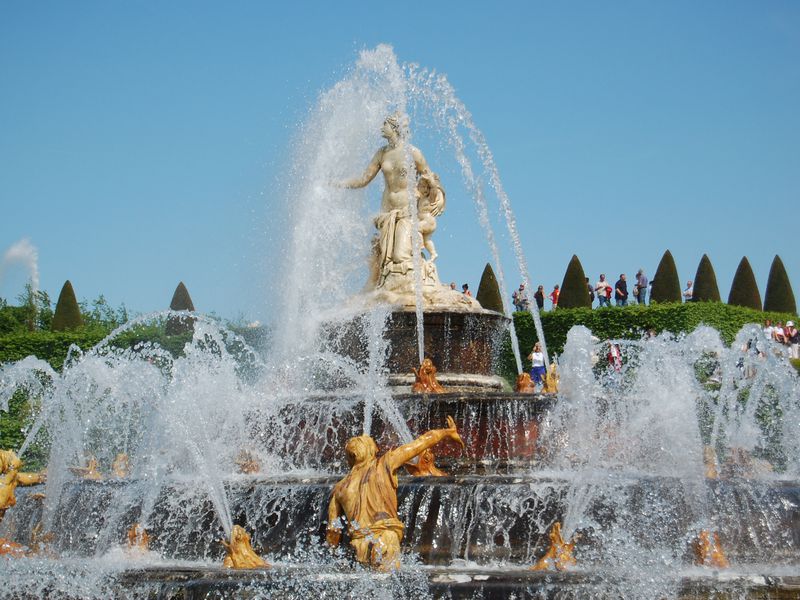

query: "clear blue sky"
xmin=1 ymin=1 xmax=798 ymax=322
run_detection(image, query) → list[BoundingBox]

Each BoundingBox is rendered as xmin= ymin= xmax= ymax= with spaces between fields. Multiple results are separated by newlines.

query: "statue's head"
xmin=0 ymin=450 xmax=21 ymax=474
xmin=382 ymin=113 xmax=408 ymax=140
xmin=344 ymin=435 xmax=378 ymax=467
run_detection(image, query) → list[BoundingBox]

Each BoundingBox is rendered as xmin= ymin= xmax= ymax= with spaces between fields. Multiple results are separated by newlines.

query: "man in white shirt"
xmin=595 ymin=274 xmax=612 ymax=308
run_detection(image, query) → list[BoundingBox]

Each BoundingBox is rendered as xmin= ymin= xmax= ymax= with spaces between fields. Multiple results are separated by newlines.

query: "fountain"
xmin=1 ymin=45 xmax=799 ymax=599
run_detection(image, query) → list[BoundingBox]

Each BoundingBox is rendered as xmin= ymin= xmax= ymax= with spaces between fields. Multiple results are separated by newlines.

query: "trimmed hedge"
xmin=728 ymin=256 xmax=762 ymax=311
xmin=692 ymin=255 xmax=721 ymax=303
xmin=52 ymin=280 xmax=84 ymax=331
xmin=476 ymin=263 xmax=504 ymax=313
xmin=558 ymin=255 xmax=591 ymax=309
xmin=764 ymin=255 xmax=797 ymax=314
xmin=503 ymin=302 xmax=798 ymax=381
xmin=0 ymin=329 xmax=109 ymax=370
xmin=650 ymin=250 xmax=681 ymax=304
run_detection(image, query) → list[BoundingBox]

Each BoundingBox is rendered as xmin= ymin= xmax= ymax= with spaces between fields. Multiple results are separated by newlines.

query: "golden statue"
xmin=412 ymin=358 xmax=446 ymax=394
xmin=70 ymin=456 xmax=102 ymax=480
xmin=326 ymin=416 xmax=465 ymax=570
xmin=703 ymin=446 xmax=719 ymax=479
xmin=542 ymin=363 xmax=559 ymax=394
xmin=235 ymin=450 xmax=261 ymax=474
xmin=404 ymin=448 xmax=446 ymax=477
xmin=694 ymin=529 xmax=729 ymax=569
xmin=127 ymin=523 xmax=150 ymax=554
xmin=515 ymin=373 xmax=536 ymax=393
xmin=0 ymin=449 xmax=45 ymax=522
xmin=112 ymin=453 xmax=129 ymax=478
xmin=0 ymin=538 xmax=27 ymax=557
xmin=29 ymin=522 xmax=55 ymax=556
xmin=222 ymin=525 xmax=270 ymax=569
xmin=530 ymin=522 xmax=577 ymax=571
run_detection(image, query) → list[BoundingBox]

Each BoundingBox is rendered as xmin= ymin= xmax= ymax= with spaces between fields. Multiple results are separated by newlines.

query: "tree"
xmin=51 ymin=280 xmax=84 ymax=331
xmin=650 ymin=250 xmax=682 ymax=303
xmin=166 ymin=281 xmax=196 ymax=335
xmin=764 ymin=255 xmax=797 ymax=314
xmin=727 ymin=257 xmax=762 ymax=311
xmin=691 ymin=255 xmax=721 ymax=303
xmin=558 ymin=255 xmax=591 ymax=309
xmin=475 ymin=263 xmax=504 ymax=313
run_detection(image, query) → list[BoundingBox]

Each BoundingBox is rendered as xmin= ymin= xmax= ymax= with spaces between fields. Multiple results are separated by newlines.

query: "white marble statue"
xmin=339 ymin=115 xmax=480 ymax=311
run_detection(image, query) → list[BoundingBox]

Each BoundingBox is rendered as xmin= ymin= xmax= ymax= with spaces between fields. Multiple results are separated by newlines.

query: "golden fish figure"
xmin=412 ymin=358 xmax=446 ymax=394
xmin=531 ymin=522 xmax=577 ymax=571
xmin=695 ymin=529 xmax=729 ymax=569
xmin=222 ymin=525 xmax=269 ymax=569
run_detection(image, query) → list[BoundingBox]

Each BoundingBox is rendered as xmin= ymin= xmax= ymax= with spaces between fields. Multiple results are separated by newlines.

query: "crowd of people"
xmin=764 ymin=319 xmax=800 ymax=359
xmin=511 ymin=269 xmax=681 ymax=311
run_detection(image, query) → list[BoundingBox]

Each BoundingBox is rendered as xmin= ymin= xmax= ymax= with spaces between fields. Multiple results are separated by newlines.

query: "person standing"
xmin=683 ymin=280 xmax=693 ymax=302
xmin=528 ymin=342 xmax=547 ymax=386
xmin=595 ymin=274 xmax=612 ymax=308
xmin=549 ymin=285 xmax=560 ymax=309
xmin=534 ymin=285 xmax=545 ymax=311
xmin=512 ymin=284 xmax=530 ymax=311
xmin=615 ymin=274 xmax=628 ymax=307
xmin=462 ymin=283 xmax=472 ymax=297
xmin=786 ymin=321 xmax=799 ymax=359
xmin=635 ymin=269 xmax=649 ymax=305
xmin=586 ymin=277 xmax=595 ymax=306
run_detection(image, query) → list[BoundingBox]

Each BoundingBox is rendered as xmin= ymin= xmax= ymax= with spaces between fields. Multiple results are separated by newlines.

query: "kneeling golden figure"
xmin=327 ymin=416 xmax=465 ymax=570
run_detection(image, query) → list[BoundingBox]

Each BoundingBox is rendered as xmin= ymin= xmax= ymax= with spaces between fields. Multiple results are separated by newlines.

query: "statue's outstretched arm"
xmin=326 ymin=492 xmax=344 ymax=546
xmin=16 ymin=472 xmax=44 ymax=485
xmin=385 ymin=416 xmax=464 ymax=472
xmin=340 ymin=149 xmax=383 ymax=189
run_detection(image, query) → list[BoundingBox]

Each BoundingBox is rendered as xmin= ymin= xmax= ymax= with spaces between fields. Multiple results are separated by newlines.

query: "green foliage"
xmin=791 ymin=359 xmax=800 ymax=374
xmin=764 ymin=255 xmax=797 ymax=314
xmin=80 ymin=294 xmax=129 ymax=329
xmin=728 ymin=256 xmax=762 ymax=311
xmin=558 ymin=255 xmax=591 ymax=309
xmin=650 ymin=250 xmax=681 ymax=304
xmin=502 ymin=302 xmax=798 ymax=382
xmin=52 ymin=280 xmax=84 ymax=331
xmin=475 ymin=263 xmax=504 ymax=313
xmin=692 ymin=254 xmax=721 ymax=303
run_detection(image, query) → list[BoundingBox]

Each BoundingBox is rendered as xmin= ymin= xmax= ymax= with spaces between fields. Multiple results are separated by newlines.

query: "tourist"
xmin=512 ymin=283 xmax=530 ymax=312
xmin=786 ymin=321 xmax=799 ymax=359
xmin=534 ymin=285 xmax=545 ymax=311
xmin=450 ymin=282 xmax=456 ymax=291
xmin=586 ymin=277 xmax=595 ymax=306
xmin=763 ymin=319 xmax=775 ymax=340
xmin=635 ymin=269 xmax=649 ymax=305
xmin=528 ymin=342 xmax=547 ymax=386
xmin=595 ymin=274 xmax=612 ymax=308
xmin=773 ymin=322 xmax=786 ymax=344
xmin=549 ymin=285 xmax=560 ymax=309
xmin=462 ymin=283 xmax=472 ymax=297
xmin=683 ymin=280 xmax=693 ymax=302
xmin=615 ymin=274 xmax=628 ymax=307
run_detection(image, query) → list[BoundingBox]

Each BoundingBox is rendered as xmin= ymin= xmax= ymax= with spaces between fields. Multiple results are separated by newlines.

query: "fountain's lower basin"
xmin=5 ymin=475 xmax=800 ymax=568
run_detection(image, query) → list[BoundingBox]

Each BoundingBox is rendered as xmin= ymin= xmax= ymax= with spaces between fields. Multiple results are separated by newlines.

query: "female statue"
xmin=340 ymin=115 xmax=442 ymax=293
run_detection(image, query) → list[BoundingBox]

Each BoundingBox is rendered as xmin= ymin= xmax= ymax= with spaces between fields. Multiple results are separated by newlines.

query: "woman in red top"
xmin=549 ymin=285 xmax=560 ymax=309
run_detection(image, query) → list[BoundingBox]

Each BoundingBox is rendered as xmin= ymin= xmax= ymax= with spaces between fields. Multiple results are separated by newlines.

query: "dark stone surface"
xmin=323 ymin=310 xmax=509 ymax=379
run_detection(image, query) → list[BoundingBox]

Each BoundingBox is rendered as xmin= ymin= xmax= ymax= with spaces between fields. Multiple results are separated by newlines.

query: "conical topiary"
xmin=727 ymin=257 xmax=762 ymax=311
xmin=691 ymin=255 xmax=721 ymax=303
xmin=650 ymin=250 xmax=681 ymax=303
xmin=763 ymin=255 xmax=797 ymax=314
xmin=475 ymin=263 xmax=504 ymax=313
xmin=557 ymin=255 xmax=591 ymax=309
xmin=166 ymin=281 xmax=196 ymax=335
xmin=51 ymin=280 xmax=84 ymax=331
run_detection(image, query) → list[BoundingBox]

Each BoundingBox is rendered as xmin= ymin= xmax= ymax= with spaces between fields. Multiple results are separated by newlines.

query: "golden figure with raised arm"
xmin=0 ymin=450 xmax=45 ymax=523
xmin=326 ymin=416 xmax=465 ymax=570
